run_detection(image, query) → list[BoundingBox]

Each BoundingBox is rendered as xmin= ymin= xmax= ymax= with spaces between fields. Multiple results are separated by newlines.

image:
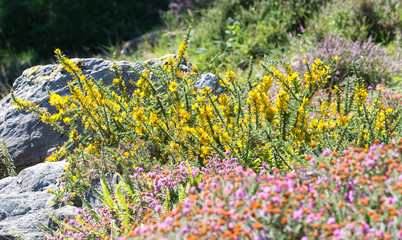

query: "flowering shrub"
xmin=295 ymin=34 xmax=402 ymax=87
xmin=46 ymin=139 xmax=402 ymax=239
xmin=305 ymin=0 xmax=402 ymax=45
xmin=11 ymin=31 xmax=401 ymax=200
xmin=45 ymin=154 xmax=237 ymax=239
xmin=124 ymin=139 xmax=402 ymax=239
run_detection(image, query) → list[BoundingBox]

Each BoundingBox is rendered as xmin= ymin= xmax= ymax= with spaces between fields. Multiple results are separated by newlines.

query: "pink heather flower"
xmin=323 ymin=149 xmax=331 ymax=156
xmin=184 ymin=198 xmax=191 ymax=208
xmin=272 ymin=196 xmax=281 ymax=204
xmin=212 ymin=182 xmax=218 ymax=189
xmin=155 ymin=205 xmax=162 ymax=213
xmin=348 ymin=190 xmax=354 ymax=203
xmin=224 ymin=183 xmax=233 ymax=195
xmin=376 ymin=230 xmax=384 ymax=238
xmin=346 ymin=222 xmax=355 ymax=231
xmin=301 ymin=237 xmax=309 ymax=240
xmin=376 ymin=84 xmax=382 ymax=91
xmin=134 ymin=228 xmax=140 ymax=235
xmin=225 ymin=150 xmax=231 ymax=155
xmin=234 ymin=188 xmax=247 ymax=199
xmin=327 ymin=217 xmax=336 ymax=225
xmin=235 ymin=166 xmax=243 ymax=175
xmin=368 ymin=86 xmax=372 ymax=90
xmin=182 ymin=207 xmax=190 ymax=214
xmin=181 ymin=226 xmax=190 ymax=234
xmin=140 ymin=225 xmax=148 ymax=233
xmin=387 ymin=197 xmax=398 ymax=204
xmin=165 ymin=216 xmax=173 ymax=225
xmin=293 ymin=207 xmax=303 ymax=221
xmin=307 ymin=213 xmax=315 ymax=224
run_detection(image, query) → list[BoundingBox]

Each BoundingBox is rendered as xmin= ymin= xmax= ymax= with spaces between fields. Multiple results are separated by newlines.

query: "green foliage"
xmin=306 ymin=0 xmax=402 ymax=44
xmin=151 ymin=0 xmax=330 ymax=69
xmin=0 ymin=139 xmax=16 ymax=179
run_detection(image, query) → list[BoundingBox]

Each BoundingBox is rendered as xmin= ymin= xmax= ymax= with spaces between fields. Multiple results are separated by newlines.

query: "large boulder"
xmin=0 ymin=58 xmax=144 ymax=172
xmin=0 ymin=160 xmax=123 ymax=240
xmin=0 ymin=161 xmax=75 ymax=240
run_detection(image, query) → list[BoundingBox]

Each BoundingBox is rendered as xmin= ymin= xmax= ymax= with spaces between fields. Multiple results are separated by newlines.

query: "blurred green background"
xmin=0 ymin=0 xmax=171 ymax=98
xmin=1 ymin=0 xmax=401 ymax=99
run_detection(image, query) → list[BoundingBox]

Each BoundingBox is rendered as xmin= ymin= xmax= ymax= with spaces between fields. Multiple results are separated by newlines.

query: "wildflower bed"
xmin=46 ymin=140 xmax=402 ymax=239
xmin=11 ymin=31 xmax=401 ymax=239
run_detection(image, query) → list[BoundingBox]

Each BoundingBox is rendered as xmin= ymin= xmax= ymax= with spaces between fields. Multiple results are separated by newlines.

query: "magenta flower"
xmin=323 ymin=149 xmax=331 ymax=156
xmin=293 ymin=207 xmax=303 ymax=221
xmin=327 ymin=217 xmax=336 ymax=225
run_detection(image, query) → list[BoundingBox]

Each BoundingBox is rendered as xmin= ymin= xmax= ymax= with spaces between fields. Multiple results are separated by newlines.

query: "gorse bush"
xmin=12 ymin=31 xmax=401 ymax=201
xmin=295 ymin=34 xmax=402 ymax=87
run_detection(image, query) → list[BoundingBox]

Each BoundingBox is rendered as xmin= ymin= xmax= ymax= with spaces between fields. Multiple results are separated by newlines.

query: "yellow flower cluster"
xmin=354 ymin=83 xmax=368 ymax=107
xmin=304 ymin=59 xmax=330 ymax=90
xmin=247 ymin=75 xmax=277 ymax=122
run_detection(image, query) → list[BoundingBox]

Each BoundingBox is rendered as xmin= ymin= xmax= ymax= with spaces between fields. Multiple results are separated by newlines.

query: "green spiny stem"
xmin=281 ymin=111 xmax=288 ymax=141
xmin=235 ymin=84 xmax=242 ymax=130
xmin=264 ymin=130 xmax=292 ymax=170
xmin=205 ymin=92 xmax=229 ymax=134
xmin=204 ymin=109 xmax=225 ymax=153
xmin=335 ymin=126 xmax=350 ymax=152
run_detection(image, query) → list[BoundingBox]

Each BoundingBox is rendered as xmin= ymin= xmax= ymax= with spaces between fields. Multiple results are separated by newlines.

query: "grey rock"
xmin=0 ymin=58 xmax=144 ymax=172
xmin=47 ymin=205 xmax=80 ymax=230
xmin=0 ymin=160 xmax=124 ymax=239
xmin=0 ymin=161 xmax=66 ymax=240
xmin=194 ymin=73 xmax=225 ymax=95
xmin=83 ymin=172 xmax=120 ymax=208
